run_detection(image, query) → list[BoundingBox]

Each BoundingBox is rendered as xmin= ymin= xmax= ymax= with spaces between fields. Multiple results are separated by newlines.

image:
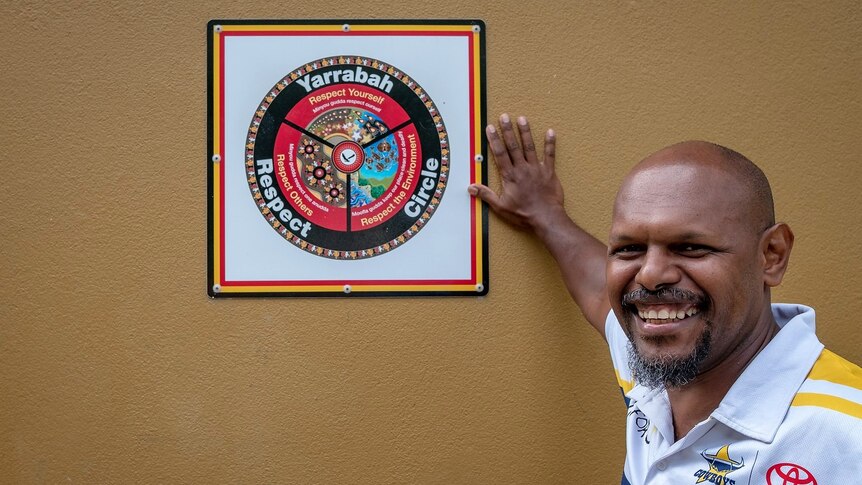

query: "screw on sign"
xmin=766 ymin=463 xmax=817 ymax=485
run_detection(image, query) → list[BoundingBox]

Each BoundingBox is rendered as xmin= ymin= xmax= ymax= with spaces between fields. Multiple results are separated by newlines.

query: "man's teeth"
xmin=638 ymin=308 xmax=699 ymax=321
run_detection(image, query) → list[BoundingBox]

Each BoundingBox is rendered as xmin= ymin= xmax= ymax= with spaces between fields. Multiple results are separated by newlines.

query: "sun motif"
xmin=323 ymin=181 xmax=345 ymax=204
xmin=300 ymin=138 xmax=319 ymax=160
xmin=304 ymin=159 xmax=332 ymax=188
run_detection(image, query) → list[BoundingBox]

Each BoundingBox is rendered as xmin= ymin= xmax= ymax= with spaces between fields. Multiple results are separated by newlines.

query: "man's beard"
xmin=626 ymin=327 xmax=712 ymax=389
xmin=621 ymin=287 xmax=712 ymax=390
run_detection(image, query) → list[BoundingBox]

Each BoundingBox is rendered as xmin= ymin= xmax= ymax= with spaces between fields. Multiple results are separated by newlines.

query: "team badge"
xmin=766 ymin=463 xmax=817 ymax=485
xmin=694 ymin=444 xmax=745 ymax=485
xmin=245 ymin=56 xmax=449 ymax=259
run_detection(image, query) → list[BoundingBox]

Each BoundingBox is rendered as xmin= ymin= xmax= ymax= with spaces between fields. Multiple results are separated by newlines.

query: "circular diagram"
xmin=245 ymin=56 xmax=449 ymax=259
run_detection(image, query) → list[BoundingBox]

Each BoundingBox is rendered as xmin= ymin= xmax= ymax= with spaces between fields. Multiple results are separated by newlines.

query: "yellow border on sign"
xmin=210 ymin=22 xmax=484 ymax=295
xmin=211 ymin=29 xmax=223 ymax=288
xmin=471 ymin=29 xmax=485 ymax=289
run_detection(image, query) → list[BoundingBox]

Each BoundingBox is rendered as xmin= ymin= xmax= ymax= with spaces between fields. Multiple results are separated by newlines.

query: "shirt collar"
xmin=711 ymin=303 xmax=823 ymax=442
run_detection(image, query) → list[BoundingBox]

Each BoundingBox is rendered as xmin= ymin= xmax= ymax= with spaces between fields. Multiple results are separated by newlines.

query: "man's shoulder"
xmin=789 ymin=348 xmax=862 ymax=424
xmin=754 ymin=350 xmax=862 ymax=480
xmin=775 ymin=347 xmax=862 ymax=456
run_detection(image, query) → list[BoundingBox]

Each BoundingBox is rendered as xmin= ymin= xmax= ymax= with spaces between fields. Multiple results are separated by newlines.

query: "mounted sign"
xmin=207 ymin=19 xmax=487 ymax=297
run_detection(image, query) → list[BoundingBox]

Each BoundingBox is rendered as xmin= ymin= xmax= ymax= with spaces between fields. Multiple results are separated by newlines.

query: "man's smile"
xmin=631 ymin=305 xmax=702 ymax=337
xmin=636 ymin=305 xmax=700 ymax=322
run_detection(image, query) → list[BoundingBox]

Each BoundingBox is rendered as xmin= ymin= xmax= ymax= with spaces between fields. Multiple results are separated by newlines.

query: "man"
xmin=468 ymin=114 xmax=862 ymax=484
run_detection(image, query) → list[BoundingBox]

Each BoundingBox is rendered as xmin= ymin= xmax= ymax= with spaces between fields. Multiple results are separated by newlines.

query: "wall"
xmin=1 ymin=1 xmax=859 ymax=483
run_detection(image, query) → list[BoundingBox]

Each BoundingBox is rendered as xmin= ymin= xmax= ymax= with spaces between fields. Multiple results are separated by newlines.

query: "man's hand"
xmin=468 ymin=114 xmax=565 ymax=231
xmin=468 ymin=113 xmax=611 ymax=337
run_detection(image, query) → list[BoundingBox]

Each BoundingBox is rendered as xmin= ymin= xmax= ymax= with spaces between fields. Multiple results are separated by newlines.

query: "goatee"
xmin=626 ymin=328 xmax=712 ymax=389
xmin=621 ymin=286 xmax=711 ymax=389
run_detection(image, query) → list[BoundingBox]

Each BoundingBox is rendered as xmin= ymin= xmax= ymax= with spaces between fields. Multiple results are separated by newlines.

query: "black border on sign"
xmin=207 ymin=18 xmax=488 ymax=298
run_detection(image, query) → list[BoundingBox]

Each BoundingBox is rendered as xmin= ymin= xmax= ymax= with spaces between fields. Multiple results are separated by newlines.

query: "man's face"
xmin=606 ymin=161 xmax=767 ymax=388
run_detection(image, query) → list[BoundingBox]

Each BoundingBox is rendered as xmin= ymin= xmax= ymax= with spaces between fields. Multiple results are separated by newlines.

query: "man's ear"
xmin=761 ymin=223 xmax=794 ymax=287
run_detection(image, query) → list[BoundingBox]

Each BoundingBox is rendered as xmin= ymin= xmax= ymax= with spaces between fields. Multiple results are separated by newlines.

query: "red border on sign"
xmin=218 ymin=28 xmax=480 ymax=289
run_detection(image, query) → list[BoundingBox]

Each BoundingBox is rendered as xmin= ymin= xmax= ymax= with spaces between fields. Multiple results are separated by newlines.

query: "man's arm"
xmin=467 ymin=114 xmax=611 ymax=338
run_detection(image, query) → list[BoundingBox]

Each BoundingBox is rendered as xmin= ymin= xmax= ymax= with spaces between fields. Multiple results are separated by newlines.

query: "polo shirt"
xmin=606 ymin=303 xmax=862 ymax=485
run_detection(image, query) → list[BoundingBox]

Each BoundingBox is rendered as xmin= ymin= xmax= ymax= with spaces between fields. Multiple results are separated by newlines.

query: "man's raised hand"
xmin=468 ymin=114 xmax=611 ymax=334
xmin=468 ymin=114 xmax=566 ymax=231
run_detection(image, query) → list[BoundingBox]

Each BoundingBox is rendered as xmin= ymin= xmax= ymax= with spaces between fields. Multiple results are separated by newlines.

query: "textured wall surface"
xmin=1 ymin=1 xmax=859 ymax=483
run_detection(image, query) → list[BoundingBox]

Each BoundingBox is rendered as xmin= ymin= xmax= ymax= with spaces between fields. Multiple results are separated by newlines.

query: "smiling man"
xmin=468 ymin=115 xmax=862 ymax=484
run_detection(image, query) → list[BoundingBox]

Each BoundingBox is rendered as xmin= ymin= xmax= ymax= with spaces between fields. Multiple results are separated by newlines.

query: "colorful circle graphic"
xmin=245 ymin=56 xmax=449 ymax=259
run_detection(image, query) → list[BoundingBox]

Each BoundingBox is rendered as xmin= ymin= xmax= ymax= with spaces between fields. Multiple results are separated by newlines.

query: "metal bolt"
xmin=343 ymin=284 xmax=352 ymax=294
xmin=214 ymin=25 xmax=222 ymax=33
xmin=474 ymin=154 xmax=484 ymax=163
xmin=342 ymin=24 xmax=351 ymax=32
xmin=476 ymin=283 xmax=484 ymax=293
xmin=212 ymin=284 xmax=221 ymax=293
xmin=472 ymin=25 xmax=481 ymax=33
xmin=212 ymin=154 xmax=221 ymax=163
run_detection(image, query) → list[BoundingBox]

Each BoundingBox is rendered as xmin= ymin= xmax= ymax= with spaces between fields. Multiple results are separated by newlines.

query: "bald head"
xmin=617 ymin=141 xmax=775 ymax=233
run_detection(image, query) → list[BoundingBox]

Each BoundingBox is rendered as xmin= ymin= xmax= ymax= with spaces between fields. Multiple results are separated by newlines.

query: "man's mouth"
xmin=622 ymin=287 xmax=706 ymax=331
xmin=635 ymin=306 xmax=700 ymax=323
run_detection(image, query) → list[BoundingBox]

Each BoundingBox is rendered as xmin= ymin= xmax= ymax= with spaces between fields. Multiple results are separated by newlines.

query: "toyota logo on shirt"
xmin=766 ymin=463 xmax=817 ymax=485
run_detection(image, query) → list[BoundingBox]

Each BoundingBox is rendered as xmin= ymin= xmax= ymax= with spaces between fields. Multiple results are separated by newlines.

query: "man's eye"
xmin=676 ymin=244 xmax=712 ymax=256
xmin=611 ymin=245 xmax=644 ymax=256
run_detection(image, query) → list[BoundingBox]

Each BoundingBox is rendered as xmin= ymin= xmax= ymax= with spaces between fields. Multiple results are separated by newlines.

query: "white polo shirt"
xmin=606 ymin=303 xmax=862 ymax=485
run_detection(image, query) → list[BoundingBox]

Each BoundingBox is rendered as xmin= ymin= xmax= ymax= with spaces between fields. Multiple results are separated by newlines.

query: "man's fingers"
xmin=499 ymin=113 xmax=525 ymax=164
xmin=467 ymin=183 xmax=503 ymax=211
xmin=543 ymin=128 xmax=556 ymax=171
xmin=486 ymin=124 xmax=514 ymax=175
xmin=517 ymin=116 xmax=539 ymax=164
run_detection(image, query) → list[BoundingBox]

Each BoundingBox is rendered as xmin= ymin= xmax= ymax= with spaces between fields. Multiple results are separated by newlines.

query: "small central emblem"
xmin=332 ymin=141 xmax=364 ymax=173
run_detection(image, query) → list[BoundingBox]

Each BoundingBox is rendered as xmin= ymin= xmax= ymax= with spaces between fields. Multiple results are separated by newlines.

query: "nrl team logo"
xmin=245 ymin=56 xmax=449 ymax=259
xmin=693 ymin=444 xmax=745 ymax=485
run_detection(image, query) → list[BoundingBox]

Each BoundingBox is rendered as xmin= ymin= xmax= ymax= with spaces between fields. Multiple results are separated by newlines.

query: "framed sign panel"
xmin=207 ymin=19 xmax=488 ymax=297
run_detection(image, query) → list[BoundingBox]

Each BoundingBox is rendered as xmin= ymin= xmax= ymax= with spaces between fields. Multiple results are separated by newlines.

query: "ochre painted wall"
xmin=1 ymin=1 xmax=859 ymax=483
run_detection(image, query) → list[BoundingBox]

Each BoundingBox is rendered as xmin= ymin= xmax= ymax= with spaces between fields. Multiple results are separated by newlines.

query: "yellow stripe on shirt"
xmin=791 ymin=392 xmax=862 ymax=420
xmin=615 ymin=369 xmax=634 ymax=394
xmin=807 ymin=349 xmax=862 ymax=391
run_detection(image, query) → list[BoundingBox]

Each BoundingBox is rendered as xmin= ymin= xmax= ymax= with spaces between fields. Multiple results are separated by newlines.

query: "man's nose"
xmin=634 ymin=247 xmax=681 ymax=291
